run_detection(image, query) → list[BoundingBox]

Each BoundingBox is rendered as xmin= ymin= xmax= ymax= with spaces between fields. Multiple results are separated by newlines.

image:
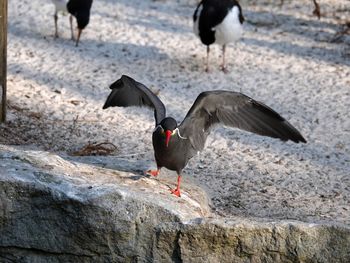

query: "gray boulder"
xmin=0 ymin=145 xmax=349 ymax=262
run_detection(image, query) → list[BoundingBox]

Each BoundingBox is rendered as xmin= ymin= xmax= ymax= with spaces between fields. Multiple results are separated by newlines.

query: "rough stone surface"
xmin=1 ymin=144 xmax=349 ymax=263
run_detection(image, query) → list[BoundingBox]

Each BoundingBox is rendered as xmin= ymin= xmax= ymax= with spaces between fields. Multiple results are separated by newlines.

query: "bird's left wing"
xmin=179 ymin=90 xmax=306 ymax=152
xmin=102 ymin=75 xmax=166 ymax=126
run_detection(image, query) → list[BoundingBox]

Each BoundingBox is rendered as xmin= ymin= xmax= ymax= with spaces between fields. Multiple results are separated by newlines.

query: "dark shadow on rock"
xmin=63 ymin=155 xmax=152 ymax=176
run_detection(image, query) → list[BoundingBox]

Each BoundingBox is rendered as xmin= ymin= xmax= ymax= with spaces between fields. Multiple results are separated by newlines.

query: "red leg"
xmin=69 ymin=15 xmax=75 ymax=40
xmin=76 ymin=29 xmax=82 ymax=47
xmin=221 ymin=44 xmax=228 ymax=73
xmin=54 ymin=13 xmax=59 ymax=38
xmin=170 ymin=175 xmax=181 ymax=197
xmin=146 ymin=168 xmax=160 ymax=177
xmin=205 ymin=46 xmax=210 ymax=73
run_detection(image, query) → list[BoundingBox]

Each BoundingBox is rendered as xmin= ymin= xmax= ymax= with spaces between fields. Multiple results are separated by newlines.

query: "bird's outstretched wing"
xmin=102 ymin=75 xmax=166 ymax=126
xmin=179 ymin=90 xmax=306 ymax=151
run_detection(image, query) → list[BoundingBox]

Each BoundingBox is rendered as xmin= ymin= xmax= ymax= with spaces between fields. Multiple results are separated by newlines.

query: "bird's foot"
xmin=220 ymin=66 xmax=229 ymax=74
xmin=170 ymin=188 xmax=181 ymax=197
xmin=146 ymin=169 xmax=159 ymax=177
xmin=205 ymin=67 xmax=211 ymax=73
xmin=54 ymin=33 xmax=59 ymax=39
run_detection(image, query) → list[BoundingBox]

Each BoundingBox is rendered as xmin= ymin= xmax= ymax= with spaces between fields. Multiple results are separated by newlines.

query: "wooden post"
xmin=0 ymin=0 xmax=8 ymax=122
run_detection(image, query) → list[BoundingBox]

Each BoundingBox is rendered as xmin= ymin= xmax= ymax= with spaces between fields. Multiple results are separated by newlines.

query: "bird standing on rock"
xmin=103 ymin=75 xmax=306 ymax=197
xmin=51 ymin=0 xmax=93 ymax=46
xmin=193 ymin=0 xmax=244 ymax=72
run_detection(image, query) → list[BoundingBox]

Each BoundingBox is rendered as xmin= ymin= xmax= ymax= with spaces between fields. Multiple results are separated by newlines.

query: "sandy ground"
xmin=1 ymin=0 xmax=350 ymax=225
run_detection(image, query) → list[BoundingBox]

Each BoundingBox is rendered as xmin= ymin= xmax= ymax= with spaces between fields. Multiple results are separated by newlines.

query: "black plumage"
xmin=51 ymin=0 xmax=93 ymax=46
xmin=103 ymin=75 xmax=166 ymax=126
xmin=103 ymin=76 xmax=306 ymax=197
xmin=193 ymin=0 xmax=244 ymax=72
xmin=67 ymin=0 xmax=93 ymax=46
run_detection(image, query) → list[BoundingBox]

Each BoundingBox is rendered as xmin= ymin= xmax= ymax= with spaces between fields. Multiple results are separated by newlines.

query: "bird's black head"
xmin=159 ymin=117 xmax=177 ymax=147
xmin=160 ymin=117 xmax=177 ymax=131
xmin=76 ymin=11 xmax=90 ymax=29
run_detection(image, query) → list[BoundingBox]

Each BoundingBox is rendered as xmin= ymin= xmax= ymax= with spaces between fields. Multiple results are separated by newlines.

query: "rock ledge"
xmin=0 ymin=145 xmax=349 ymax=263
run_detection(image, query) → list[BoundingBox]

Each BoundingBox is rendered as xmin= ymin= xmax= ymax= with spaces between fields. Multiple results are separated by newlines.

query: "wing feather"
xmin=179 ymin=91 xmax=306 ymax=151
xmin=102 ymin=75 xmax=166 ymax=126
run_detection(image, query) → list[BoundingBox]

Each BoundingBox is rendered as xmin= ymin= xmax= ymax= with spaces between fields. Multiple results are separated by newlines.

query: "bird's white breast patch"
xmin=214 ymin=6 xmax=243 ymax=45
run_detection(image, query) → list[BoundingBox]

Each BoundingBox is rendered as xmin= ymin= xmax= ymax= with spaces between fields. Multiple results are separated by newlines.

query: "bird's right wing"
xmin=193 ymin=1 xmax=203 ymax=23
xmin=179 ymin=90 xmax=306 ymax=152
xmin=103 ymin=75 xmax=166 ymax=126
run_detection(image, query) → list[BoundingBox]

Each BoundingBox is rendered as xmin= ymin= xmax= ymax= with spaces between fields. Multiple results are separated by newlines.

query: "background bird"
xmin=51 ymin=0 xmax=93 ymax=46
xmin=193 ymin=0 xmax=244 ymax=72
xmin=103 ymin=75 xmax=306 ymax=197
xmin=52 ymin=0 xmax=67 ymax=38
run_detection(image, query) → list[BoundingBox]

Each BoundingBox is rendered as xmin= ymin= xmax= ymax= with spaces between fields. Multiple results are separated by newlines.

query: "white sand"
xmin=2 ymin=0 xmax=350 ymax=225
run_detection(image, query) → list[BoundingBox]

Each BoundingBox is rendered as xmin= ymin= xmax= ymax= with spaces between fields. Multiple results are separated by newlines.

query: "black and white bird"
xmin=193 ymin=0 xmax=244 ymax=72
xmin=51 ymin=0 xmax=93 ymax=46
xmin=103 ymin=75 xmax=306 ymax=197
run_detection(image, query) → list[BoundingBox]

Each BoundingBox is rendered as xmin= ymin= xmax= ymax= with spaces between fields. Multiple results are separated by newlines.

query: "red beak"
xmin=165 ymin=130 xmax=172 ymax=147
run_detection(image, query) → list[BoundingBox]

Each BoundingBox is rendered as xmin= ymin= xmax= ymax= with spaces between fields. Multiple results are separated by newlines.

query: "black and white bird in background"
xmin=193 ymin=0 xmax=244 ymax=72
xmin=103 ymin=75 xmax=306 ymax=197
xmin=51 ymin=0 xmax=93 ymax=46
